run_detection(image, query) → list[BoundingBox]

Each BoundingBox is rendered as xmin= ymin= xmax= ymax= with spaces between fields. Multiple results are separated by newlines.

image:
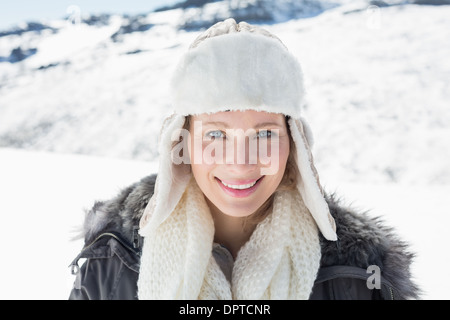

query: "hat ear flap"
xmin=299 ymin=116 xmax=314 ymax=148
xmin=288 ymin=117 xmax=337 ymax=241
xmin=139 ymin=114 xmax=192 ymax=236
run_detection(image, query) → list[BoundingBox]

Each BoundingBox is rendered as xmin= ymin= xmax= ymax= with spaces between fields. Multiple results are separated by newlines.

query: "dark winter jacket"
xmin=68 ymin=174 xmax=421 ymax=300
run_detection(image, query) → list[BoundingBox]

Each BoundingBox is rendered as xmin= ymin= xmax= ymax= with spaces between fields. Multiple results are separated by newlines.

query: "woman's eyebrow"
xmin=201 ymin=121 xmax=229 ymax=128
xmin=254 ymin=122 xmax=284 ymax=129
xmin=201 ymin=121 xmax=284 ymax=129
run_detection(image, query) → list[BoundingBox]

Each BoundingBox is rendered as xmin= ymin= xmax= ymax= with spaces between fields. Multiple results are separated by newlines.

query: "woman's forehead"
xmin=191 ymin=110 xmax=286 ymax=126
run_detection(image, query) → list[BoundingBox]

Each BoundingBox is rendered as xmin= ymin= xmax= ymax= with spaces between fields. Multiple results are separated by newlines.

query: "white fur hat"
xmin=139 ymin=19 xmax=337 ymax=241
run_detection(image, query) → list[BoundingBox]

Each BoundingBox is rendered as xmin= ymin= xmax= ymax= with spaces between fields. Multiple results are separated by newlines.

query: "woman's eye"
xmin=206 ymin=130 xmax=225 ymax=139
xmin=257 ymin=130 xmax=273 ymax=138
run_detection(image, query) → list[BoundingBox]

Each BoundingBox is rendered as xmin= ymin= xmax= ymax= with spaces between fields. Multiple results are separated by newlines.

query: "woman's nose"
xmin=223 ymin=134 xmax=257 ymax=165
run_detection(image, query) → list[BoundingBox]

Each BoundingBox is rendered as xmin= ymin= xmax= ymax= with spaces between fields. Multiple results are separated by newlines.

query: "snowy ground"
xmin=0 ymin=148 xmax=156 ymax=300
xmin=0 ymin=147 xmax=448 ymax=300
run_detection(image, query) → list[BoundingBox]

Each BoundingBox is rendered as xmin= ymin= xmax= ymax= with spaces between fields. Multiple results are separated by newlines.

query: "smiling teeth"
xmin=221 ymin=180 xmax=257 ymax=190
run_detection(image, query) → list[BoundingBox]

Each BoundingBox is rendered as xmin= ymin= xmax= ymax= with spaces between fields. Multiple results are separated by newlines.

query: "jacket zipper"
xmin=389 ymin=287 xmax=395 ymax=300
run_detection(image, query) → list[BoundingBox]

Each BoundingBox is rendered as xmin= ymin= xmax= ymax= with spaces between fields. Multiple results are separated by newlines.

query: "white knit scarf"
xmin=138 ymin=178 xmax=321 ymax=300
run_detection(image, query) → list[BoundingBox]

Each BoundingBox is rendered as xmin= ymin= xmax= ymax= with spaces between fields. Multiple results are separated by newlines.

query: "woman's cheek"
xmin=260 ymin=136 xmax=289 ymax=176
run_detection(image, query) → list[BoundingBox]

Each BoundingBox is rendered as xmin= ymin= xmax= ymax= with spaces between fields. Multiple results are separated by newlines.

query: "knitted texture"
xmin=138 ymin=178 xmax=321 ymax=299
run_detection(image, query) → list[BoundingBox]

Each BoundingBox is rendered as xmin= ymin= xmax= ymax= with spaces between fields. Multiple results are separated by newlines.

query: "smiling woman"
xmin=69 ymin=18 xmax=420 ymax=300
xmin=187 ymin=111 xmax=291 ymax=258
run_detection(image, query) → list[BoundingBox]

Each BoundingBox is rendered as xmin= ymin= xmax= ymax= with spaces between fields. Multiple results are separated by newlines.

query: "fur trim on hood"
xmin=76 ymin=174 xmax=421 ymax=300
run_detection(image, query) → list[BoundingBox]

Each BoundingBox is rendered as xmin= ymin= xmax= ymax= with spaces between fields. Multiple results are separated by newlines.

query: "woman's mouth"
xmin=215 ymin=177 xmax=264 ymax=198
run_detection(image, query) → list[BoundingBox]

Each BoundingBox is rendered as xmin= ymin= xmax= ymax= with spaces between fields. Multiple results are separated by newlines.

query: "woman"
xmin=69 ymin=19 xmax=420 ymax=300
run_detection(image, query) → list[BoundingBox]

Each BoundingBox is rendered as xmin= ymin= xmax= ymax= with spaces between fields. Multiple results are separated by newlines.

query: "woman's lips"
xmin=215 ymin=177 xmax=264 ymax=198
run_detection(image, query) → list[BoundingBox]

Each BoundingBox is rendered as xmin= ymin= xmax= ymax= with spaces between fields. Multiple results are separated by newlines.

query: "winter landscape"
xmin=0 ymin=0 xmax=449 ymax=299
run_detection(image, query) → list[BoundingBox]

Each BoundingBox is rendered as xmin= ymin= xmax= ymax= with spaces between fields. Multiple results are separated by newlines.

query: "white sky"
xmin=0 ymin=0 xmax=180 ymax=30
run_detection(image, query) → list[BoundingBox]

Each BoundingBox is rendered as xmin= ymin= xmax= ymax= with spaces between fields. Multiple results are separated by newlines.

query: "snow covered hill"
xmin=1 ymin=0 xmax=449 ymax=186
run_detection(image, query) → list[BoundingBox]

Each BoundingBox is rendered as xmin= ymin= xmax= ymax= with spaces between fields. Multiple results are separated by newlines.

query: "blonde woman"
xmin=69 ymin=19 xmax=420 ymax=300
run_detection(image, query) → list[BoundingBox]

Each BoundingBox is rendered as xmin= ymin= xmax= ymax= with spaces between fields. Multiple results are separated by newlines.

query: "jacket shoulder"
xmin=69 ymin=175 xmax=156 ymax=300
xmin=80 ymin=174 xmax=156 ymax=246
xmin=69 ymin=235 xmax=139 ymax=300
xmin=320 ymin=194 xmax=421 ymax=299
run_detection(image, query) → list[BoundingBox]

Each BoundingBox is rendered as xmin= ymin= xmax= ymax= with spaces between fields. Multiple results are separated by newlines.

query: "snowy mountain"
xmin=0 ymin=0 xmax=449 ymax=185
xmin=156 ymin=0 xmax=327 ymax=30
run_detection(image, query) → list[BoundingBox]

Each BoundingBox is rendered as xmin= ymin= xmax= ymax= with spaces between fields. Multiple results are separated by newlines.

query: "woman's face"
xmin=188 ymin=110 xmax=290 ymax=218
